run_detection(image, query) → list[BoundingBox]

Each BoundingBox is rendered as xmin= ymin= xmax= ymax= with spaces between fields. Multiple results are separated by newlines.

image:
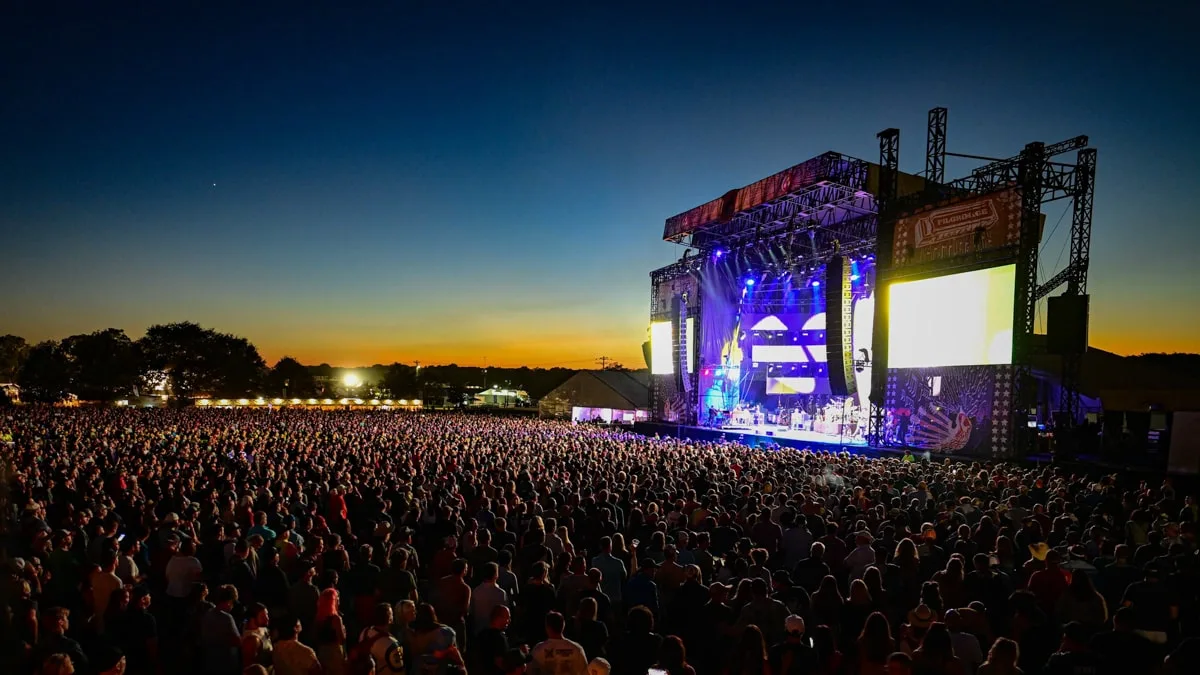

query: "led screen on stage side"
xmin=888 ymin=265 xmax=1016 ymax=369
xmin=650 ymin=321 xmax=674 ymax=375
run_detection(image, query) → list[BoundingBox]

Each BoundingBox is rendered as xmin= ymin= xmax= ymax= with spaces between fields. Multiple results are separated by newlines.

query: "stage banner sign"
xmin=664 ymin=191 xmax=736 ymax=240
xmin=664 ymin=157 xmax=825 ymax=240
xmin=733 ymin=159 xmax=821 ymax=213
xmin=892 ymin=189 xmax=1021 ymax=268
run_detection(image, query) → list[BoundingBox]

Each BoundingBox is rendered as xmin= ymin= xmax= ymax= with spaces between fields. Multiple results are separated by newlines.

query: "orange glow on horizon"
xmin=254 ymin=333 xmax=645 ymax=369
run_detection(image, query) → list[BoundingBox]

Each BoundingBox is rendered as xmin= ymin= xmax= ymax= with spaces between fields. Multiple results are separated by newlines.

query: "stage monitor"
xmin=887 ymin=264 xmax=1015 ymax=369
xmin=649 ymin=321 xmax=674 ymax=375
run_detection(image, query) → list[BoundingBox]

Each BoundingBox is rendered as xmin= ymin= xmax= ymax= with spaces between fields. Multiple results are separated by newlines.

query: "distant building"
xmin=538 ymin=370 xmax=650 ymax=424
xmin=474 ymin=387 xmax=530 ymax=407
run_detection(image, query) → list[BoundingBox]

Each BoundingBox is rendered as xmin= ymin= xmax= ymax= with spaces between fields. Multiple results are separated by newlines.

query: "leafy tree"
xmin=61 ymin=328 xmax=140 ymax=400
xmin=138 ymin=322 xmax=266 ymax=398
xmin=381 ymin=362 xmax=420 ymax=398
xmin=267 ymin=357 xmax=317 ymax=397
xmin=445 ymin=384 xmax=468 ymax=407
xmin=0 ymin=335 xmax=29 ymax=383
xmin=18 ymin=341 xmax=70 ymax=401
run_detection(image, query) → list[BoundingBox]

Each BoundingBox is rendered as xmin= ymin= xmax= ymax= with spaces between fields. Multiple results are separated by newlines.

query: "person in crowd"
xmin=530 ymin=611 xmax=588 ymax=675
xmin=654 ymin=634 xmax=696 ymax=675
xmin=472 ymin=605 xmax=517 ymax=675
xmin=1056 ymin=570 xmax=1108 ymax=633
xmin=471 ymin=562 xmax=509 ymax=636
xmin=1043 ymin=622 xmax=1104 ymax=675
xmin=625 ymin=559 xmax=660 ymax=621
xmin=727 ymin=624 xmax=770 ymax=675
xmin=432 ymin=558 xmax=471 ymax=649
xmin=610 ymin=605 xmax=662 ymax=675
xmin=769 ymin=614 xmax=817 ymax=675
xmin=35 ymin=608 xmax=87 ymax=674
xmin=1087 ymin=607 xmax=1159 ymax=675
xmin=355 ymin=603 xmax=407 ymax=675
xmin=911 ymin=622 xmax=965 ymax=675
xmin=977 ymin=638 xmax=1020 ymax=675
xmin=315 ymin=588 xmax=348 ymax=675
xmin=1120 ymin=562 xmax=1177 ymax=644
xmin=408 ymin=603 xmax=463 ymax=673
xmin=240 ymin=603 xmax=273 ymax=671
xmin=857 ymin=611 xmax=896 ymax=675
xmin=199 ymin=585 xmax=240 ymax=675
xmin=887 ymin=653 xmax=913 ymax=675
xmin=942 ymin=610 xmax=981 ymax=675
xmin=566 ymin=597 xmax=609 ymax=663
xmin=273 ymin=615 xmax=322 ymax=675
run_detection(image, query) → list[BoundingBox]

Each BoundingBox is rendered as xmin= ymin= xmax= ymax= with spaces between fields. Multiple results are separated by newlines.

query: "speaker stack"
xmin=825 ymin=255 xmax=857 ymax=397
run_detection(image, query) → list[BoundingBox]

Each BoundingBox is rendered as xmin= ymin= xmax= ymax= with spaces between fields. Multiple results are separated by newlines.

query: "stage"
xmin=716 ymin=423 xmax=867 ymax=447
xmin=634 ymin=420 xmax=877 ymax=454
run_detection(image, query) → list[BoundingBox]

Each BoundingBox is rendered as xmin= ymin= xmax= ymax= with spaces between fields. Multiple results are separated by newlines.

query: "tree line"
xmin=0 ymin=324 xmax=583 ymax=403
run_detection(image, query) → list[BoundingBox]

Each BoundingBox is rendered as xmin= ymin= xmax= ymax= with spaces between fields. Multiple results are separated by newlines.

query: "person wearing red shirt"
xmin=1027 ymin=550 xmax=1070 ymax=614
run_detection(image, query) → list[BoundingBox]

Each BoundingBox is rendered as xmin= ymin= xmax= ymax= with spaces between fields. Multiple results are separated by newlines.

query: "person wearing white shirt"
xmin=165 ymin=540 xmax=204 ymax=599
xmin=844 ymin=532 xmax=877 ymax=581
xmin=530 ymin=612 xmax=588 ymax=675
xmin=471 ymin=563 xmax=509 ymax=634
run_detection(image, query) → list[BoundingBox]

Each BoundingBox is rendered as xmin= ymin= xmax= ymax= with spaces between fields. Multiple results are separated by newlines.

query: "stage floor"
xmin=717 ymin=424 xmax=868 ymax=446
xmin=633 ymin=420 xmax=880 ymax=455
xmin=702 ymin=423 xmax=867 ymax=447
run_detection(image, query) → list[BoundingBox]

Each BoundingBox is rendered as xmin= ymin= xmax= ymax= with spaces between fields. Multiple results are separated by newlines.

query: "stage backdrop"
xmin=884 ymin=364 xmax=1014 ymax=456
xmin=696 ymin=265 xmax=742 ymax=422
xmin=739 ymin=291 xmax=874 ymax=409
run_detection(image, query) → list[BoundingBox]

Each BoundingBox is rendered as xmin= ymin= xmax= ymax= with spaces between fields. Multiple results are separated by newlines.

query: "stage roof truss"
xmin=910 ymin=135 xmax=1090 ymax=210
xmin=666 ymin=152 xmax=875 ymax=250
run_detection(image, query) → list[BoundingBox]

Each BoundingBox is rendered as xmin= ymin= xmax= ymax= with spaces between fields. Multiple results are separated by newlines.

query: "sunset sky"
xmin=3 ymin=1 xmax=1198 ymax=368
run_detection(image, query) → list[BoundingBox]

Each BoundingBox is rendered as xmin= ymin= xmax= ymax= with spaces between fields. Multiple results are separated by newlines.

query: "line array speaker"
xmin=826 ymin=255 xmax=857 ymax=397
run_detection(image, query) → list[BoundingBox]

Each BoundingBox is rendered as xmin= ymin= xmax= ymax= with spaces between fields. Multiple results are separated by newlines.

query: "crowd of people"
xmin=1 ymin=407 xmax=1198 ymax=675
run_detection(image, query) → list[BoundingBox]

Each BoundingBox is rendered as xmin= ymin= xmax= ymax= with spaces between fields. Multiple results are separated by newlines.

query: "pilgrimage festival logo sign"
xmin=892 ymin=189 xmax=1022 ymax=267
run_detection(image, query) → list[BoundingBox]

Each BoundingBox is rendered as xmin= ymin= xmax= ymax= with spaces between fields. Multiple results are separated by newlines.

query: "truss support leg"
xmin=868 ymin=129 xmax=900 ymax=447
xmin=1010 ymin=142 xmax=1046 ymax=458
xmin=926 ymin=107 xmax=947 ymax=188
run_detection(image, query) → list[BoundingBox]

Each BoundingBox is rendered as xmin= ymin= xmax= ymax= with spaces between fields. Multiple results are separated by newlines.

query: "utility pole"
xmin=596 ymin=356 xmax=611 ymax=370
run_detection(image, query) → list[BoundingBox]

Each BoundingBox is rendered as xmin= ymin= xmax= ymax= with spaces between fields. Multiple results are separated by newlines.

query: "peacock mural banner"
xmin=884 ymin=365 xmax=1014 ymax=456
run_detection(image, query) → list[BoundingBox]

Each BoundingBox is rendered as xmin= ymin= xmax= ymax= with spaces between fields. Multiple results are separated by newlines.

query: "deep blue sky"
xmin=3 ymin=1 xmax=1197 ymax=367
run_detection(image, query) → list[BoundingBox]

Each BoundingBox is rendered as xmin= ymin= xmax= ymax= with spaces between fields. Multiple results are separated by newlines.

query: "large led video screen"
xmin=650 ymin=321 xmax=674 ymax=375
xmin=888 ymin=265 xmax=1015 ymax=369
